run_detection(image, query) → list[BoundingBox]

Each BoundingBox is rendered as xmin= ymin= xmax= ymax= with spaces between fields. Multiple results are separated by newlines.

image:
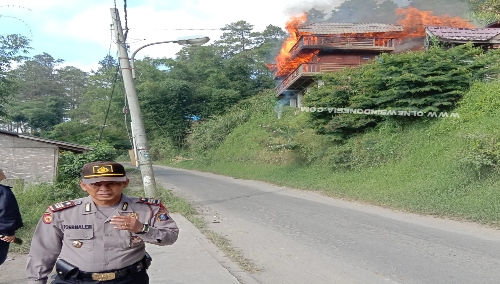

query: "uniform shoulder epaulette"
xmin=137 ymin=197 xmax=163 ymax=206
xmin=48 ymin=201 xmax=76 ymax=212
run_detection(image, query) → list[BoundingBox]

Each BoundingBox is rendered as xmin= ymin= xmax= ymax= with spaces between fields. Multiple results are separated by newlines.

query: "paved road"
xmin=154 ymin=165 xmax=500 ymax=284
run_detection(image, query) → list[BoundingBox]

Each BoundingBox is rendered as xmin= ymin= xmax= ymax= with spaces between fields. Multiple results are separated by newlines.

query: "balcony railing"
xmin=275 ymin=62 xmax=360 ymax=96
xmin=289 ymin=35 xmax=396 ymax=58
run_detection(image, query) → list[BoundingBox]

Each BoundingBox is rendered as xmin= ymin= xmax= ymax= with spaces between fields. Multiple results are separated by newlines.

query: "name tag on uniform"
xmin=63 ymin=225 xmax=93 ymax=230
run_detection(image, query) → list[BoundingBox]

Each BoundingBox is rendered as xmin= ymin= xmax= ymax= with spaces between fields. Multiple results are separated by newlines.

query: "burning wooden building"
xmin=274 ymin=22 xmax=404 ymax=106
xmin=274 ymin=7 xmax=477 ymax=107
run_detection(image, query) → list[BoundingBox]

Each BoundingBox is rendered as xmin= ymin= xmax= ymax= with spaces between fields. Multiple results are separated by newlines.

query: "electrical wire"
xmin=98 ymin=65 xmax=120 ymax=142
xmin=0 ymin=6 xmax=34 ymax=38
xmin=129 ymin=28 xmax=221 ymax=30
xmin=123 ymin=95 xmax=134 ymax=150
xmin=123 ymin=0 xmax=129 ymax=41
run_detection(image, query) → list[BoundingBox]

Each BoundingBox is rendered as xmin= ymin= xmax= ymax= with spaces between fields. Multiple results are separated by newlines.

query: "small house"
xmin=0 ymin=130 xmax=91 ymax=184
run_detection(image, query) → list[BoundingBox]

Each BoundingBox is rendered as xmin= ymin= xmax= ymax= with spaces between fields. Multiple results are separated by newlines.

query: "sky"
xmin=0 ymin=0 xmax=357 ymax=72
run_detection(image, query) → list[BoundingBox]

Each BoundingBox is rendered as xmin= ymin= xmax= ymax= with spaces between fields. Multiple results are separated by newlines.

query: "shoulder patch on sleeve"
xmin=48 ymin=201 xmax=76 ymax=212
xmin=43 ymin=212 xmax=53 ymax=224
xmin=137 ymin=197 xmax=163 ymax=206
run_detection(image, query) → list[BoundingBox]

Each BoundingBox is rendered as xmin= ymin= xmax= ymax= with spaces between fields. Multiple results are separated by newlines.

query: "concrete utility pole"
xmin=110 ymin=8 xmax=157 ymax=197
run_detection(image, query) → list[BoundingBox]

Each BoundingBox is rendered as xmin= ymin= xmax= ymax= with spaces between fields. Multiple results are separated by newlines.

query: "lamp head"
xmin=177 ymin=36 xmax=210 ymax=46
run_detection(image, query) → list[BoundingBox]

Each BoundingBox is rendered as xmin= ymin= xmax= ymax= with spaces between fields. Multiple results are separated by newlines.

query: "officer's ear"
xmin=123 ymin=178 xmax=130 ymax=188
xmin=79 ymin=181 xmax=89 ymax=192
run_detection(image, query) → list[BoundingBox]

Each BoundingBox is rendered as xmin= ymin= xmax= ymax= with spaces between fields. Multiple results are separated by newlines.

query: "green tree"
xmin=57 ymin=66 xmax=88 ymax=112
xmin=468 ymin=0 xmax=500 ymax=25
xmin=215 ymin=20 xmax=257 ymax=58
xmin=305 ymin=8 xmax=328 ymax=23
xmin=63 ymin=55 xmax=129 ymax=149
xmin=11 ymin=52 xmax=64 ymax=100
xmin=0 ymin=34 xmax=30 ymax=115
xmin=138 ymin=78 xmax=194 ymax=147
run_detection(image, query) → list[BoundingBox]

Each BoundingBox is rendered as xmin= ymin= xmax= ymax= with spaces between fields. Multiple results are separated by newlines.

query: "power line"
xmin=98 ymin=65 xmax=120 ymax=142
xmin=123 ymin=0 xmax=129 ymax=41
xmin=129 ymin=28 xmax=222 ymax=30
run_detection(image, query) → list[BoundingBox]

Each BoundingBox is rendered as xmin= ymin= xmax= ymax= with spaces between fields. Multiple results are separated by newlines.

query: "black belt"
xmin=78 ymin=259 xmax=145 ymax=281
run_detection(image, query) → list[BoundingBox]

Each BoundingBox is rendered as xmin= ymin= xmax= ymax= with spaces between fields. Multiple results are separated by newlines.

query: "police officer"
xmin=0 ymin=168 xmax=23 ymax=265
xmin=26 ymin=161 xmax=179 ymax=284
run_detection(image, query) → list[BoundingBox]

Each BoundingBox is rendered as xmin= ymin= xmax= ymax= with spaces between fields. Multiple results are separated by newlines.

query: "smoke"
xmin=393 ymin=0 xmax=411 ymax=7
xmin=393 ymin=37 xmax=426 ymax=53
xmin=284 ymin=0 xmax=473 ymax=24
xmin=274 ymin=94 xmax=296 ymax=119
xmin=284 ymin=0 xmax=344 ymax=20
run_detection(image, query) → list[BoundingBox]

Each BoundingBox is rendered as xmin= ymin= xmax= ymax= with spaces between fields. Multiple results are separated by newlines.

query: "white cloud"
xmin=42 ymin=4 xmax=112 ymax=48
xmin=2 ymin=0 xmax=355 ymax=68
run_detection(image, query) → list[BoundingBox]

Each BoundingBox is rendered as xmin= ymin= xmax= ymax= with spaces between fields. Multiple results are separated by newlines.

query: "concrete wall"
xmin=0 ymin=134 xmax=58 ymax=183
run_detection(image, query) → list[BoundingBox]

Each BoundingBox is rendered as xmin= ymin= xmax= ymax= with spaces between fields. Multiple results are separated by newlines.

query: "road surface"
xmin=154 ymin=165 xmax=500 ymax=284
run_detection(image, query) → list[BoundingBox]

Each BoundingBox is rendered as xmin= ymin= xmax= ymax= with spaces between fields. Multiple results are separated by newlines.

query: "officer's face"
xmin=80 ymin=179 xmax=130 ymax=206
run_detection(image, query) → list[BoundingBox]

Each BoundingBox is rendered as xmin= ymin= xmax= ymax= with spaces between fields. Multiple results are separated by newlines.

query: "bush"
xmin=304 ymin=44 xmax=500 ymax=138
xmin=187 ymin=92 xmax=274 ymax=158
xmin=55 ymin=143 xmax=118 ymax=200
xmin=149 ymin=137 xmax=181 ymax=161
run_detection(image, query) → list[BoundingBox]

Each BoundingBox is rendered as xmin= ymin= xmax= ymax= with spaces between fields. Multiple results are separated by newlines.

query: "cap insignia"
xmin=94 ymin=165 xmax=112 ymax=174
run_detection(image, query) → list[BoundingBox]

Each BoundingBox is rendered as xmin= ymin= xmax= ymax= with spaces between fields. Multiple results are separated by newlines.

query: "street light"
xmin=110 ymin=8 xmax=209 ymax=197
xmin=131 ymin=37 xmax=210 ymax=79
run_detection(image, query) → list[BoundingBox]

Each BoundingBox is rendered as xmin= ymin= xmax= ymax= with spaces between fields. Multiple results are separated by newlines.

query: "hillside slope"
xmin=164 ymin=81 xmax=500 ymax=226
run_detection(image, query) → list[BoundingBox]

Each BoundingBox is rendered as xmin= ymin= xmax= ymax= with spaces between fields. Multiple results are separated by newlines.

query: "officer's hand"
xmin=1 ymin=235 xmax=16 ymax=243
xmin=110 ymin=216 xmax=142 ymax=232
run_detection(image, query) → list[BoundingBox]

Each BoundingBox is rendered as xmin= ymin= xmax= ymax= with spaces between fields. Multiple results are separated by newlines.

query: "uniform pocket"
xmin=64 ymin=229 xmax=95 ymax=251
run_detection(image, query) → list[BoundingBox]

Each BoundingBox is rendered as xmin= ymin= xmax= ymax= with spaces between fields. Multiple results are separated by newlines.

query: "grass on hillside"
xmin=161 ymin=82 xmax=500 ymax=227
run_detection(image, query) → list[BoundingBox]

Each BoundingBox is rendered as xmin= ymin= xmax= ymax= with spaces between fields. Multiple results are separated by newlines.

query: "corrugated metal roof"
xmin=298 ymin=23 xmax=404 ymax=35
xmin=426 ymin=26 xmax=500 ymax=41
xmin=0 ymin=129 xmax=92 ymax=153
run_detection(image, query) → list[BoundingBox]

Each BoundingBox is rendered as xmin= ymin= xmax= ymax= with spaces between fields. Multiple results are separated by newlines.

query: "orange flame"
xmin=273 ymin=7 xmax=476 ymax=78
xmin=395 ymin=7 xmax=475 ymax=38
xmin=275 ymin=13 xmax=310 ymax=77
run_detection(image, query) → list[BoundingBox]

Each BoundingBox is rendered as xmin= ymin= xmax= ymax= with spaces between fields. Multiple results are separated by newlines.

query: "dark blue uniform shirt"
xmin=0 ymin=184 xmax=23 ymax=235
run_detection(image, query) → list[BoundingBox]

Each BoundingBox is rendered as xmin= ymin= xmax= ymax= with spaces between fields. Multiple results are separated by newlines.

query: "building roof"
xmin=0 ymin=129 xmax=92 ymax=153
xmin=426 ymin=26 xmax=500 ymax=41
xmin=298 ymin=22 xmax=404 ymax=35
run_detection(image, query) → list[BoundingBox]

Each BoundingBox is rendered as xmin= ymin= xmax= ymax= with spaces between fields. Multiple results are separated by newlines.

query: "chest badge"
xmin=72 ymin=240 xmax=83 ymax=248
xmin=128 ymin=212 xmax=139 ymax=219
